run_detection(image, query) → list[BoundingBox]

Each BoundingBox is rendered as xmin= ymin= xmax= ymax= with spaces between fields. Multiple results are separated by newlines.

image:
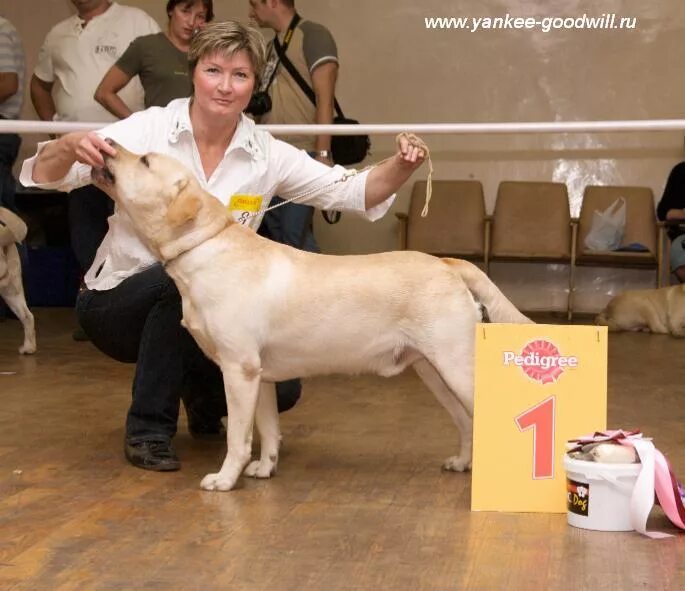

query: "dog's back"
xmin=595 ymin=285 xmax=681 ymax=335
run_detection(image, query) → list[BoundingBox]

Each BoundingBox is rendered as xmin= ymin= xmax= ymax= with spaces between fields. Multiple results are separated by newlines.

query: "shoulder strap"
xmin=273 ymin=35 xmax=344 ymax=118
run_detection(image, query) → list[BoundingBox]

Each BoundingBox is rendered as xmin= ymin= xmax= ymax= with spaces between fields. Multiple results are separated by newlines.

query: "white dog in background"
xmin=0 ymin=206 xmax=36 ymax=354
xmin=92 ymin=142 xmax=532 ymax=492
xmin=595 ymin=284 xmax=685 ymax=337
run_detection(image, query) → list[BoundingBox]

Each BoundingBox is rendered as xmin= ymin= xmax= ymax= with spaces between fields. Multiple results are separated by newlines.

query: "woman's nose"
xmin=217 ymin=75 xmax=232 ymax=93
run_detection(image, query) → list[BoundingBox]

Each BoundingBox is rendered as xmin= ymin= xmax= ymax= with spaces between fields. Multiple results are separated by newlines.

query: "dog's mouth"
xmin=91 ymin=162 xmax=115 ymax=186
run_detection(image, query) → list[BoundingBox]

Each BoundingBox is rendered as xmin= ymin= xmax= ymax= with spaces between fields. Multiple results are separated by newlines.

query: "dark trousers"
xmin=68 ymin=184 xmax=114 ymax=272
xmin=258 ymin=197 xmax=319 ymax=253
xmin=76 ymin=264 xmax=301 ymax=442
xmin=0 ymin=131 xmax=23 ymax=319
xmin=0 ymin=131 xmax=20 ymax=212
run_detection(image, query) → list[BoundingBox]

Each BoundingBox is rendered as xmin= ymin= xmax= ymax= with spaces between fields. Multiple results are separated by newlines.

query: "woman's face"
xmin=169 ymin=0 xmax=209 ymax=43
xmin=192 ymin=50 xmax=256 ymax=120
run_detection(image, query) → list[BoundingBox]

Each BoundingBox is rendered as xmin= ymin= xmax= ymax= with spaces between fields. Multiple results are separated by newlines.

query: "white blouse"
xmin=20 ymin=98 xmax=393 ymax=291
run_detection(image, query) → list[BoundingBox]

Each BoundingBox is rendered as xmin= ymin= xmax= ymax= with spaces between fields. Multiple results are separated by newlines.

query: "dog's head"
xmin=92 ymin=140 xmax=230 ymax=260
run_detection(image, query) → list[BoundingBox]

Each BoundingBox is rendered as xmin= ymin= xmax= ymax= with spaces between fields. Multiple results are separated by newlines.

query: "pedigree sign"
xmin=471 ymin=324 xmax=607 ymax=513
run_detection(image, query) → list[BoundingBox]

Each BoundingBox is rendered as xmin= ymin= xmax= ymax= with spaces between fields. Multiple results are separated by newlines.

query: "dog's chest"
xmin=180 ymin=298 xmax=218 ymax=359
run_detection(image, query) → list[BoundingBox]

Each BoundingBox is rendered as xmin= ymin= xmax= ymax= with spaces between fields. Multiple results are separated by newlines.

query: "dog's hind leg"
xmin=0 ymin=286 xmax=36 ymax=355
xmin=244 ymin=381 xmax=281 ymax=478
xmin=413 ymin=358 xmax=473 ymax=472
xmin=200 ymin=360 xmax=261 ymax=491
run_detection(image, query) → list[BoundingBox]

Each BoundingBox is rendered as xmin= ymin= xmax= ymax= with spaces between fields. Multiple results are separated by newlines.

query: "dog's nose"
xmin=104 ymin=137 xmax=115 ymax=147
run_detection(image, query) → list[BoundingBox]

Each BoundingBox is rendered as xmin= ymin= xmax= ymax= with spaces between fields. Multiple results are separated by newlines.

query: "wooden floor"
xmin=1 ymin=309 xmax=684 ymax=590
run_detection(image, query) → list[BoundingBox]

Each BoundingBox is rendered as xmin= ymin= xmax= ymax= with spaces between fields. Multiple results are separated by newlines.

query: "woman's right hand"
xmin=69 ymin=131 xmax=117 ymax=169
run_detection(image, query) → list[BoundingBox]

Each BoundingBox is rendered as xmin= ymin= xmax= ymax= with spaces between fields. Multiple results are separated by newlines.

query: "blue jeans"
xmin=76 ymin=264 xmax=301 ymax=441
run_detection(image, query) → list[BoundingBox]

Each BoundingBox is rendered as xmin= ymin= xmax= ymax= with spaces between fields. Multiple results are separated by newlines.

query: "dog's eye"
xmin=140 ymin=155 xmax=150 ymax=168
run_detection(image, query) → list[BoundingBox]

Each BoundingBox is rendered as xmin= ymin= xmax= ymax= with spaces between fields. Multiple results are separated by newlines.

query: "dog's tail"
xmin=0 ymin=207 xmax=28 ymax=247
xmin=442 ymin=258 xmax=533 ymax=324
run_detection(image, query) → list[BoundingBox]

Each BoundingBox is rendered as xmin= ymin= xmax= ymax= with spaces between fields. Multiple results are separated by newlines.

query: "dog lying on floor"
xmin=0 ymin=207 xmax=36 ymax=354
xmin=595 ymin=284 xmax=685 ymax=336
xmin=92 ymin=142 xmax=532 ymax=491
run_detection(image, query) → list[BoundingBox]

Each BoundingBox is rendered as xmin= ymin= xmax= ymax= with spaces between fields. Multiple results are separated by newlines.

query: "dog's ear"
xmin=166 ymin=180 xmax=202 ymax=226
xmin=0 ymin=225 xmax=15 ymax=248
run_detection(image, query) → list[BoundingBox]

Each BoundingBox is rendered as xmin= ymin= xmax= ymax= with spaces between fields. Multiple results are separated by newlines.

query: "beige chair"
xmin=396 ymin=180 xmax=488 ymax=264
xmin=576 ymin=185 xmax=665 ymax=288
xmin=489 ymin=181 xmax=575 ymax=317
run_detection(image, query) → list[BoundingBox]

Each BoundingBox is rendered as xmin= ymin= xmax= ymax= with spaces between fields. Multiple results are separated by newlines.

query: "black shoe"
xmin=124 ymin=439 xmax=181 ymax=471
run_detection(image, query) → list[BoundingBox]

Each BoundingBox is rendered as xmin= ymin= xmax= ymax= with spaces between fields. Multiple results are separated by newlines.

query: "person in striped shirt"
xmin=0 ymin=15 xmax=25 ymax=213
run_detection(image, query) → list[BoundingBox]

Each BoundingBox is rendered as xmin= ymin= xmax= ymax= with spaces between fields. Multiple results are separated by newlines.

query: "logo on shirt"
xmin=95 ymin=45 xmax=117 ymax=58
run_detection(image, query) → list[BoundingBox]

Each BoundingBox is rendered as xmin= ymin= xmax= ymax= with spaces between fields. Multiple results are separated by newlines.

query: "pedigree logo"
xmin=503 ymin=339 xmax=578 ymax=384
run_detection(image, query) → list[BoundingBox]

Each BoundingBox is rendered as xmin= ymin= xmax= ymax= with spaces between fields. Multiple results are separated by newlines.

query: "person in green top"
xmin=95 ymin=0 xmax=213 ymax=117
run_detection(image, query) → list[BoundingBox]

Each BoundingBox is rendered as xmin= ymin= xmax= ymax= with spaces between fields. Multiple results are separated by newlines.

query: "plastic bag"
xmin=584 ymin=196 xmax=626 ymax=251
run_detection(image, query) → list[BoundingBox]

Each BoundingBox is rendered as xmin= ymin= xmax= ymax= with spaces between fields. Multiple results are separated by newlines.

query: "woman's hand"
xmin=364 ymin=134 xmax=431 ymax=210
xmin=69 ymin=131 xmax=117 ymax=169
xmin=395 ymin=132 xmax=428 ymax=169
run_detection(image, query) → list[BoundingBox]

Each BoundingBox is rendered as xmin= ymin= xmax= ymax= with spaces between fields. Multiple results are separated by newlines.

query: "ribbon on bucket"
xmin=569 ymin=430 xmax=685 ymax=538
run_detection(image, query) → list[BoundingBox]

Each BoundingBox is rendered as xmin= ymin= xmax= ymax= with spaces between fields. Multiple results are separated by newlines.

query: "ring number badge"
xmin=229 ymin=194 xmax=263 ymax=225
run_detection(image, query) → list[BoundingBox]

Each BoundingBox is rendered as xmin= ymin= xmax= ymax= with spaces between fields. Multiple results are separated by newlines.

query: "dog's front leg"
xmin=200 ymin=362 xmax=261 ymax=491
xmin=244 ymin=382 xmax=280 ymax=478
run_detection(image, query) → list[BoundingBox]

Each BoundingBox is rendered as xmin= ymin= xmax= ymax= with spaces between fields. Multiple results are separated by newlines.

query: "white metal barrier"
xmin=3 ymin=119 xmax=685 ymax=136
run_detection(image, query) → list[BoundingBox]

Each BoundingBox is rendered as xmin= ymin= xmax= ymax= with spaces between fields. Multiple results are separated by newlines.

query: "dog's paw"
xmin=19 ymin=343 xmax=36 ymax=355
xmin=243 ymin=457 xmax=277 ymax=479
xmin=442 ymin=455 xmax=472 ymax=472
xmin=200 ymin=472 xmax=238 ymax=491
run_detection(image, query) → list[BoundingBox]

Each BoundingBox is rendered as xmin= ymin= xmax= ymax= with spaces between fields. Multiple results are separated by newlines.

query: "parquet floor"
xmin=1 ymin=309 xmax=684 ymax=590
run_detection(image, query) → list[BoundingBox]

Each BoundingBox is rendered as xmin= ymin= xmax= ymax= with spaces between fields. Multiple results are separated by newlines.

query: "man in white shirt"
xmin=30 ymin=1 xmax=159 ymax=338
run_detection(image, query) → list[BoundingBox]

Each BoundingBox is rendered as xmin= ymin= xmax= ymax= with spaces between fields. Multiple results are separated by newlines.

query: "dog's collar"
xmin=160 ymin=218 xmax=230 ymax=268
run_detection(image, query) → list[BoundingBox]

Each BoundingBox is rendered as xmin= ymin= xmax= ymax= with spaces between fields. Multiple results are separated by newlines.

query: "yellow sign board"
xmin=471 ymin=323 xmax=607 ymax=513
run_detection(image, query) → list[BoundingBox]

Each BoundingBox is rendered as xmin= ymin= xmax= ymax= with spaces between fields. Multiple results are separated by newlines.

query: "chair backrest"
xmin=578 ymin=185 xmax=657 ymax=254
xmin=491 ymin=181 xmax=571 ymax=259
xmin=405 ymin=180 xmax=486 ymax=257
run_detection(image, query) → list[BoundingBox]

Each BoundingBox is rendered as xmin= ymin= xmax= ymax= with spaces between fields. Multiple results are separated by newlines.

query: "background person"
xmin=248 ymin=0 xmax=340 ymax=252
xmin=30 ymin=0 xmax=159 ymax=339
xmin=0 ymin=15 xmax=24 ymax=214
xmin=95 ymin=0 xmax=214 ymax=118
xmin=0 ymin=15 xmax=26 ymax=322
xmin=657 ymin=161 xmax=685 ymax=283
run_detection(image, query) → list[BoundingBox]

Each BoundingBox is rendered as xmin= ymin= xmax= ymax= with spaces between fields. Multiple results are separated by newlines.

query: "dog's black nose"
xmin=104 ymin=137 xmax=115 ymax=147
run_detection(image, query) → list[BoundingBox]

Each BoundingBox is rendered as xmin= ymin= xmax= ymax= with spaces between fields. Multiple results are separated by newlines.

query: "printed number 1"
xmin=515 ymin=396 xmax=556 ymax=479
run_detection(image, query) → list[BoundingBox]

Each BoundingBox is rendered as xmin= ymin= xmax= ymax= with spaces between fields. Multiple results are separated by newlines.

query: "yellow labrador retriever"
xmin=595 ymin=284 xmax=685 ymax=336
xmin=92 ymin=142 xmax=532 ymax=491
xmin=0 ymin=207 xmax=36 ymax=354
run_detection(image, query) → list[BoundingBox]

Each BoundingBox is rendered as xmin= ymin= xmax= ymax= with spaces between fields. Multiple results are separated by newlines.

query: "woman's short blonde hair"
xmin=188 ymin=20 xmax=266 ymax=86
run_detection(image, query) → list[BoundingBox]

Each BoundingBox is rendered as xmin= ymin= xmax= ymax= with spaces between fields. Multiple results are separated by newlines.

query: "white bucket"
xmin=563 ymin=455 xmax=642 ymax=532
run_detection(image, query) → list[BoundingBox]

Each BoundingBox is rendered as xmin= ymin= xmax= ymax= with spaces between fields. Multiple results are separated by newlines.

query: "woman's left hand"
xmin=396 ymin=133 xmax=428 ymax=168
